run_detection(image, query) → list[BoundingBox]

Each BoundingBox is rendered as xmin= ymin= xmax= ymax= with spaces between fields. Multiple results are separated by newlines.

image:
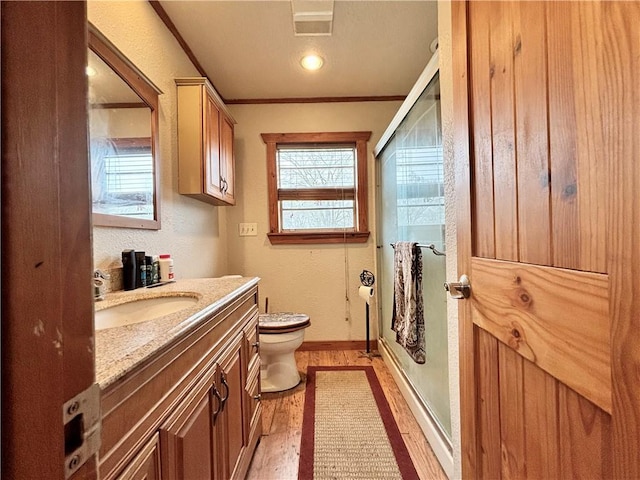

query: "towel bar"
xmin=390 ymin=243 xmax=446 ymax=256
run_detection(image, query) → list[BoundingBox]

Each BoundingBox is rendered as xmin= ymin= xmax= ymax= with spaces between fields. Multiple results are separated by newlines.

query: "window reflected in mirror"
xmin=88 ymin=24 xmax=162 ymax=229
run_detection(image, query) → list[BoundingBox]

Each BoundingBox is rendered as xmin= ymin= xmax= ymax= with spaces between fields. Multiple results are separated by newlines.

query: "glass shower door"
xmin=377 ymin=74 xmax=450 ymax=440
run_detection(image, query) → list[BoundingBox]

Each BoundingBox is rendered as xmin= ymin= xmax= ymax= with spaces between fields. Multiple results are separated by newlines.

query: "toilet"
xmin=258 ymin=313 xmax=311 ymax=392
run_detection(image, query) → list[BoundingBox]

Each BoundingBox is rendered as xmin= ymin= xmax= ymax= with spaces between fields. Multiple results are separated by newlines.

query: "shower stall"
xmin=374 ymin=52 xmax=451 ymax=473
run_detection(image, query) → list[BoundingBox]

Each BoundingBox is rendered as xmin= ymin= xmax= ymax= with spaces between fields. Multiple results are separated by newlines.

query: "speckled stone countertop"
xmin=95 ymin=277 xmax=259 ymax=389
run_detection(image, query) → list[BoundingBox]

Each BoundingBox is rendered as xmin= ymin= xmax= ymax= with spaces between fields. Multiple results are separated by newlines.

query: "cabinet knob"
xmin=253 ymin=394 xmax=261 ymax=401
xmin=251 ymin=341 xmax=260 ymax=351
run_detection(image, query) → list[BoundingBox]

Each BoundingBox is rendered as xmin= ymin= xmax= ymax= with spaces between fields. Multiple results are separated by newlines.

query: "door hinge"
xmin=63 ymin=383 xmax=101 ymax=479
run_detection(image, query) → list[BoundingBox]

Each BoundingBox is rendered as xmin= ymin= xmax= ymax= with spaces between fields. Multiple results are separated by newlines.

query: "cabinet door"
xmin=217 ymin=337 xmax=245 ymax=479
xmin=220 ymin=115 xmax=235 ymax=204
xmin=204 ymin=92 xmax=222 ymax=199
xmin=160 ymin=367 xmax=218 ymax=480
xmin=118 ymin=434 xmax=162 ymax=480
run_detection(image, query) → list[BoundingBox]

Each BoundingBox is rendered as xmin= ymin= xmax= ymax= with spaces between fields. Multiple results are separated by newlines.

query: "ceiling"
xmin=156 ymin=1 xmax=439 ymax=101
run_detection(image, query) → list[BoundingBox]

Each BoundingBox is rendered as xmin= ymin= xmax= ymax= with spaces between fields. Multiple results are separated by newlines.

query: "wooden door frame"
xmin=450 ymin=2 xmax=476 ymax=476
xmin=1 ymin=2 xmax=96 ymax=479
xmin=452 ymin=1 xmax=640 ymax=478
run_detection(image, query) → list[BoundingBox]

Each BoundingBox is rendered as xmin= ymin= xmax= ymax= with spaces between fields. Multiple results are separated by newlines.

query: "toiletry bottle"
xmin=135 ymin=251 xmax=146 ymax=288
xmin=159 ymin=254 xmax=174 ymax=282
xmin=145 ymin=256 xmax=154 ymax=285
xmin=152 ymin=255 xmax=160 ymax=284
xmin=122 ymin=250 xmax=136 ymax=291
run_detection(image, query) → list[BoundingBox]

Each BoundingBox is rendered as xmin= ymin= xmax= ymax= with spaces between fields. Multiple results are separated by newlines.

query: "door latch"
xmin=63 ymin=383 xmax=101 ymax=479
xmin=444 ymin=274 xmax=471 ymax=299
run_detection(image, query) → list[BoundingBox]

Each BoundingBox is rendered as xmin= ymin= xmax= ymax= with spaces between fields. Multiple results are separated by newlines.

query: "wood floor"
xmin=246 ymin=350 xmax=447 ymax=480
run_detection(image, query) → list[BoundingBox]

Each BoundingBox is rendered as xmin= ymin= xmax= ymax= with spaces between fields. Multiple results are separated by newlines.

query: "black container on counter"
xmin=122 ymin=249 xmax=136 ymax=291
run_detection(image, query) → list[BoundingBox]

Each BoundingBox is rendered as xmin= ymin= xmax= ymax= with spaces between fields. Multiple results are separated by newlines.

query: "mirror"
xmin=88 ymin=24 xmax=162 ymax=229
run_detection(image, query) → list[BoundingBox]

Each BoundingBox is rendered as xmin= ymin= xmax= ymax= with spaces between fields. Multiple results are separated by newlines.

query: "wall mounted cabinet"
xmin=176 ymin=77 xmax=236 ymax=206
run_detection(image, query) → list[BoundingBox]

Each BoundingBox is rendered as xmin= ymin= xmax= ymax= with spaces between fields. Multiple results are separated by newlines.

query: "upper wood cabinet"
xmin=176 ymin=77 xmax=236 ymax=206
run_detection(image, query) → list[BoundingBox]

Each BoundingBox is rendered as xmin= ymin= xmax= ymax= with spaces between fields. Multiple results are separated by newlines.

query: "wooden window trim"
xmin=261 ymin=131 xmax=371 ymax=245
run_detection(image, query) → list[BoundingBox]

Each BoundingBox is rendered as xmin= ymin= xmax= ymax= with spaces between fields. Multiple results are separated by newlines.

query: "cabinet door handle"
xmin=211 ymin=384 xmax=222 ymax=422
xmin=253 ymin=394 xmax=261 ymax=401
xmin=220 ymin=372 xmax=230 ymax=409
xmin=251 ymin=341 xmax=260 ymax=351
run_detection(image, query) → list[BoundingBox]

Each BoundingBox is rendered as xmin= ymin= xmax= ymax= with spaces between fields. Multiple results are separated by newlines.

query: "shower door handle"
xmin=444 ymin=274 xmax=471 ymax=299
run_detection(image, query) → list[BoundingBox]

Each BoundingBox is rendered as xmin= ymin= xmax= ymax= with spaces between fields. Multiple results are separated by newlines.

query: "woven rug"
xmin=298 ymin=366 xmax=419 ymax=480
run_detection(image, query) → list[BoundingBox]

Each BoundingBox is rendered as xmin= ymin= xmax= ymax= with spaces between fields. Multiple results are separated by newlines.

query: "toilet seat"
xmin=258 ymin=313 xmax=310 ymax=334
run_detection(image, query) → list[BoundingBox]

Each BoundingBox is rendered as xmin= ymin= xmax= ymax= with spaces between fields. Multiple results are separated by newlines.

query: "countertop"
xmin=95 ymin=276 xmax=260 ymax=389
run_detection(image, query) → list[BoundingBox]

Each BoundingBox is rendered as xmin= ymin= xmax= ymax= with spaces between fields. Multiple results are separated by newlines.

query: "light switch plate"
xmin=239 ymin=223 xmax=258 ymax=236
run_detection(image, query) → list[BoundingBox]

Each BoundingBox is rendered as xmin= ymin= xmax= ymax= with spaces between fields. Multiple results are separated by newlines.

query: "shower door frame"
xmin=373 ymin=50 xmax=454 ymax=478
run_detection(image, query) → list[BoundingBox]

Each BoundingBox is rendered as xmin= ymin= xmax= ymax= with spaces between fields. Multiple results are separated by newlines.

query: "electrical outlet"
xmin=238 ymin=222 xmax=258 ymax=236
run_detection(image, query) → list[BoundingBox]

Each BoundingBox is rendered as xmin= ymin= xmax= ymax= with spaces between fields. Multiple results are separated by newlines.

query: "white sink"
xmin=95 ymin=295 xmax=199 ymax=331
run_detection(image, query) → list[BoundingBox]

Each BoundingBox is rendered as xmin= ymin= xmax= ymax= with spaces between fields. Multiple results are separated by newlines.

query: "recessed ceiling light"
xmin=300 ymin=54 xmax=324 ymax=71
xmin=86 ymin=66 xmax=97 ymax=77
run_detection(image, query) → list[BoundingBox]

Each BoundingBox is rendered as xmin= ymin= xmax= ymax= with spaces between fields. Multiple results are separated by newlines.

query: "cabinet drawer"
xmin=246 ymin=362 xmax=261 ymax=431
xmin=244 ymin=313 xmax=260 ymax=373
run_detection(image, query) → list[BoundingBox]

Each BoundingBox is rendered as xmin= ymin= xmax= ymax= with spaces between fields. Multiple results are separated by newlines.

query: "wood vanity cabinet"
xmin=99 ymin=286 xmax=261 ymax=480
xmin=176 ymin=77 xmax=236 ymax=206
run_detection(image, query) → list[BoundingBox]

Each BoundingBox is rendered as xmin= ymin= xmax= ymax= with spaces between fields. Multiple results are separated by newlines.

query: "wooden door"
xmin=1 ymin=2 xmax=97 ymax=479
xmin=119 ymin=434 xmax=162 ymax=480
xmin=205 ymin=90 xmax=223 ymax=199
xmin=452 ymin=1 xmax=640 ymax=478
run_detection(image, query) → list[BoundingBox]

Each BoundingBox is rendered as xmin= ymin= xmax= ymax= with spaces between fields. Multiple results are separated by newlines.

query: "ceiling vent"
xmin=291 ymin=0 xmax=334 ymax=36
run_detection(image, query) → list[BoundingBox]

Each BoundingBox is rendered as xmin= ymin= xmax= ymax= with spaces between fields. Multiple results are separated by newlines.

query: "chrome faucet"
xmin=93 ymin=269 xmax=111 ymax=301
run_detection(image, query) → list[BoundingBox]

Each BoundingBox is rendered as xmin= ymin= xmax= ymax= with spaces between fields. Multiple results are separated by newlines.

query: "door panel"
xmin=453 ymin=0 xmax=640 ymax=477
xmin=471 ymin=257 xmax=610 ymax=412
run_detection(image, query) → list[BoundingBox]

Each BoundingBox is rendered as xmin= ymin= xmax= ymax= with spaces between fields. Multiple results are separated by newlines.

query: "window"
xmin=261 ymin=132 xmax=371 ymax=244
xmin=91 ymin=137 xmax=155 ymax=219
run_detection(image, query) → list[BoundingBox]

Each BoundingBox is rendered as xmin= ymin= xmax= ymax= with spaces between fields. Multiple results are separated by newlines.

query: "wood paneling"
xmin=522 ymin=360 xmax=559 ymax=479
xmin=475 ymin=328 xmax=501 ymax=479
xmin=457 ymin=0 xmax=640 ymax=477
xmin=513 ymin=1 xmax=551 ymax=265
xmin=558 ymin=384 xmax=612 ymax=478
xmin=468 ymin=1 xmax=495 ymax=259
xmin=571 ymin=2 xmax=608 ymax=275
xmin=498 ymin=344 xmax=526 ymax=479
xmin=546 ymin=1 xmax=580 ymax=270
xmin=471 ymin=257 xmax=611 ymax=412
xmin=488 ymin=0 xmax=519 ymax=261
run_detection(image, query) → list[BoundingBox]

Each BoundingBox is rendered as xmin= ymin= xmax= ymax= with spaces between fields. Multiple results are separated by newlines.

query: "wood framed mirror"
xmin=88 ymin=24 xmax=162 ymax=229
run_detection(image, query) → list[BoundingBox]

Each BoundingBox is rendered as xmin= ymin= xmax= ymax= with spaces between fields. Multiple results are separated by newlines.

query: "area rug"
xmin=298 ymin=366 xmax=419 ymax=480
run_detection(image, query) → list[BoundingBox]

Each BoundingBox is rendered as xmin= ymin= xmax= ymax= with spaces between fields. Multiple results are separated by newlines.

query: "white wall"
xmin=89 ymin=1 xmax=229 ymax=279
xmin=226 ymin=101 xmax=401 ymax=342
xmin=439 ymin=1 xmax=462 ymax=478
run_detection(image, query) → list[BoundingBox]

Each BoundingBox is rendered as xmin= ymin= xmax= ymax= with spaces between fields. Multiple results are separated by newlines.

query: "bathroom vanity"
xmin=95 ymin=277 xmax=261 ymax=480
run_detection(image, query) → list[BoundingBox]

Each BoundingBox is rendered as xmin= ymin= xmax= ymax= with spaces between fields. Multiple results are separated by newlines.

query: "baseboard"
xmin=299 ymin=340 xmax=378 ymax=351
xmin=378 ymin=339 xmax=454 ymax=479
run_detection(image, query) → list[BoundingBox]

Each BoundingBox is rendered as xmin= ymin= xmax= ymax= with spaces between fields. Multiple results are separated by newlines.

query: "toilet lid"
xmin=259 ymin=313 xmax=310 ymax=333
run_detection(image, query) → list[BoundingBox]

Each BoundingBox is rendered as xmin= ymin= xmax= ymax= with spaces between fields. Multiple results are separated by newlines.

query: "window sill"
xmin=267 ymin=231 xmax=370 ymax=245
